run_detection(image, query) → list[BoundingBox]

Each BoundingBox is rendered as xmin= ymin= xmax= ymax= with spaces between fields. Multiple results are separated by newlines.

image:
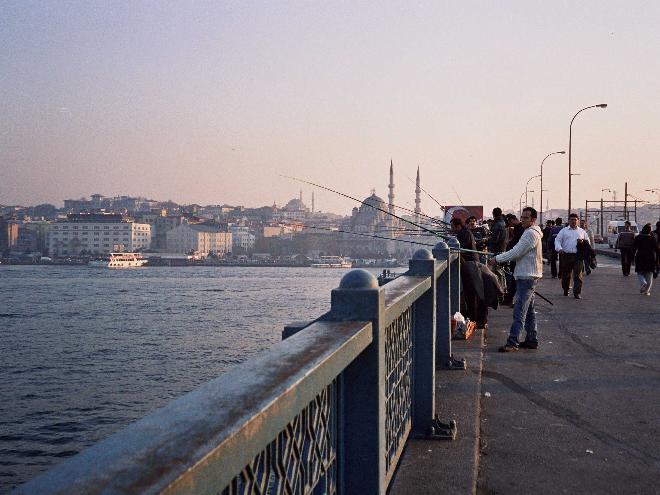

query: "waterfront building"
xmin=47 ymin=213 xmax=151 ymax=256
xmin=228 ymin=225 xmax=256 ymax=253
xmin=0 ymin=216 xmax=20 ymax=253
xmin=262 ymin=223 xmax=304 ymax=238
xmin=17 ymin=221 xmax=50 ymax=254
xmin=166 ymin=224 xmax=232 ymax=257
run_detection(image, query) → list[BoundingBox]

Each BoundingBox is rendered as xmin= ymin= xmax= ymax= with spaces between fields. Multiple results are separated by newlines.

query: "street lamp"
xmin=540 ymin=151 xmax=565 ymax=224
xmin=644 ymin=188 xmax=660 ymax=201
xmin=568 ymin=103 xmax=607 ymax=215
xmin=525 ymin=175 xmax=541 ymax=207
xmin=520 ymin=190 xmax=534 ymax=217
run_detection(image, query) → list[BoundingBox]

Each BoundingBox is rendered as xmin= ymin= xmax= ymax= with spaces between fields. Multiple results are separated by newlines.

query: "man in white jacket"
xmin=488 ymin=207 xmax=543 ymax=352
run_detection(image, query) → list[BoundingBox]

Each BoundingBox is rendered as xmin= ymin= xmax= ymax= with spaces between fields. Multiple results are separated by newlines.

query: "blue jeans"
xmin=506 ymin=278 xmax=538 ymax=346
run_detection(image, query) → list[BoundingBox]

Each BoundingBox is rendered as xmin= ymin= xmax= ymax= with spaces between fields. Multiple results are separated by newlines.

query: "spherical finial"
xmin=412 ymin=248 xmax=433 ymax=260
xmin=339 ymin=269 xmax=379 ymax=289
xmin=447 ymin=237 xmax=460 ymax=249
xmin=432 ymin=241 xmax=449 ymax=259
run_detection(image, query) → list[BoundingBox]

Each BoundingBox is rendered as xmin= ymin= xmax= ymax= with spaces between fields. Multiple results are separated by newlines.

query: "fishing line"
xmin=280 ymin=174 xmax=451 ymax=240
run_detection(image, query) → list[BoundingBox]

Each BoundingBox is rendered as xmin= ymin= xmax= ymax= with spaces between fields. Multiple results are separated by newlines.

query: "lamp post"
xmin=525 ymin=175 xmax=540 ymax=208
xmin=568 ymin=103 xmax=607 ymax=215
xmin=540 ymin=151 xmax=565 ymax=224
xmin=646 ymin=189 xmax=660 ymax=221
xmin=519 ymin=190 xmax=534 ymax=217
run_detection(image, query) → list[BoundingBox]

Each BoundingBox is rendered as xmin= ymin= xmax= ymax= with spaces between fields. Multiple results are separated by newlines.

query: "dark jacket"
xmin=455 ymin=226 xmax=479 ymax=262
xmin=487 ymin=217 xmax=508 ymax=254
xmin=547 ymin=225 xmax=563 ymax=253
xmin=633 ymin=234 xmax=658 ymax=273
xmin=506 ymin=223 xmax=525 ymax=250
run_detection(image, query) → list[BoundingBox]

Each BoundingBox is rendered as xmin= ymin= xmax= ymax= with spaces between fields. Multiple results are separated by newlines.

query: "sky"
xmin=2 ymin=1 xmax=660 ymax=217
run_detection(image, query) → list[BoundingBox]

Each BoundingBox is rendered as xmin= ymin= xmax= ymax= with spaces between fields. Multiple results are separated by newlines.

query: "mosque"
xmin=339 ymin=161 xmax=424 ymax=257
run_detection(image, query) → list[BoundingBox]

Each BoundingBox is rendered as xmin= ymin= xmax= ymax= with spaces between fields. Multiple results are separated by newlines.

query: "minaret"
xmin=311 ymin=191 xmax=315 ymax=213
xmin=415 ymin=166 xmax=421 ymax=223
xmin=299 ymin=189 xmax=303 ymax=202
xmin=388 ymin=159 xmax=395 ymax=216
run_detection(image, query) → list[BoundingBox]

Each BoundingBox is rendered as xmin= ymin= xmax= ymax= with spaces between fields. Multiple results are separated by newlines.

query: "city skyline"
xmin=2 ymin=2 xmax=660 ymax=215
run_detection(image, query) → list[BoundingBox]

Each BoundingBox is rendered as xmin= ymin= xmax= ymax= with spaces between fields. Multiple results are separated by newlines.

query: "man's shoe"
xmin=564 ymin=290 xmax=569 ymax=296
xmin=519 ymin=341 xmax=538 ymax=349
xmin=498 ymin=344 xmax=518 ymax=352
xmin=574 ymin=294 xmax=582 ymax=299
xmin=640 ymin=284 xmax=648 ymax=293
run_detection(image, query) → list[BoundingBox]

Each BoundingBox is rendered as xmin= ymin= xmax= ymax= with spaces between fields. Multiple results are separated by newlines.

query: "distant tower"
xmin=531 ymin=194 xmax=535 ymax=208
xmin=312 ymin=191 xmax=315 ymax=213
xmin=388 ymin=159 xmax=395 ymax=216
xmin=546 ymin=198 xmax=549 ymax=212
xmin=415 ymin=166 xmax=422 ymax=222
xmin=299 ymin=189 xmax=303 ymax=202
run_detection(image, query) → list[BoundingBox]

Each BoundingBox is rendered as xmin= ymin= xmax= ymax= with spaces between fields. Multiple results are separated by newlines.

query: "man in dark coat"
xmin=451 ymin=218 xmax=488 ymax=328
xmin=633 ymin=223 xmax=659 ymax=295
xmin=616 ymin=221 xmax=636 ymax=276
xmin=487 ymin=207 xmax=508 ymax=255
xmin=654 ymin=221 xmax=660 ymax=278
xmin=547 ymin=218 xmax=563 ymax=279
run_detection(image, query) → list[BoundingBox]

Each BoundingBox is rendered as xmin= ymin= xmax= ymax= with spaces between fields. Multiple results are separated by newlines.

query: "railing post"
xmin=433 ymin=241 xmax=466 ymax=370
xmin=432 ymin=241 xmax=452 ymax=366
xmin=447 ymin=237 xmax=461 ymax=315
xmin=330 ymin=269 xmax=385 ymax=494
xmin=407 ymin=249 xmax=436 ymax=435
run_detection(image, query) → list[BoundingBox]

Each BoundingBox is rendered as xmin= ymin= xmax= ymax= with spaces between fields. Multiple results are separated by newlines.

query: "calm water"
xmin=0 ymin=265 xmax=360 ymax=493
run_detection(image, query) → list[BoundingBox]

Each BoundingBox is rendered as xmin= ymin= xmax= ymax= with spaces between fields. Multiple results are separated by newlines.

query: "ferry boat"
xmin=88 ymin=252 xmax=148 ymax=268
xmin=311 ymin=256 xmax=352 ymax=268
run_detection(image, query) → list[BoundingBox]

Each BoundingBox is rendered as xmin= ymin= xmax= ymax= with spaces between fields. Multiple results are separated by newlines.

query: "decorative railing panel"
xmin=384 ymin=306 xmax=413 ymax=472
xmin=221 ymin=380 xmax=338 ymax=495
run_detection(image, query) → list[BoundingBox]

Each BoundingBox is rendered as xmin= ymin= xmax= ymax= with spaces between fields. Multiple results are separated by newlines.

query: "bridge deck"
xmin=390 ymin=261 xmax=660 ymax=494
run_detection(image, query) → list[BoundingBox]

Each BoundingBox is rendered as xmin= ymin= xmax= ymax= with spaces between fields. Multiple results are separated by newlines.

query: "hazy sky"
xmin=2 ymin=1 xmax=659 ymax=216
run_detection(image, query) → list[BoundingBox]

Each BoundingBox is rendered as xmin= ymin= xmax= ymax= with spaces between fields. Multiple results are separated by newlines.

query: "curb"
xmin=388 ymin=329 xmax=485 ymax=494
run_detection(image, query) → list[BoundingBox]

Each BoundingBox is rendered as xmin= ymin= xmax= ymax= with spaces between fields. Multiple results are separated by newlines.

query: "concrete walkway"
xmin=390 ymin=262 xmax=660 ymax=494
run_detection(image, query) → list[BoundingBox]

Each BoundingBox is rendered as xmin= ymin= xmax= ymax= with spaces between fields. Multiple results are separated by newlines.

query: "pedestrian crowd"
xmin=450 ymin=209 xmax=659 ymax=354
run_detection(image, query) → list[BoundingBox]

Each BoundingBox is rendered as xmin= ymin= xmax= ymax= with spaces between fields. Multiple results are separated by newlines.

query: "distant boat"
xmin=88 ymin=252 xmax=147 ymax=268
xmin=311 ymin=256 xmax=352 ymax=268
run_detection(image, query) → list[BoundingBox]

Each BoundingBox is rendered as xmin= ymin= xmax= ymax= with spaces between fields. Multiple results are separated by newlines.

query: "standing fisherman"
xmin=488 ymin=207 xmax=543 ymax=352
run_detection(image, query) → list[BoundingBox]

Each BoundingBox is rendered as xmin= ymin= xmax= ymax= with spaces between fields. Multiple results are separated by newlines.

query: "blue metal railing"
xmin=16 ymin=243 xmax=460 ymax=495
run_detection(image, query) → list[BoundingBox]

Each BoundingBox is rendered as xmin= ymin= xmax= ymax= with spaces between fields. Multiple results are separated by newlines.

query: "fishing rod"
xmin=280 ymin=174 xmax=451 ymax=240
xmin=308 ymin=225 xmax=495 ymax=258
xmin=308 ymin=225 xmax=436 ymax=246
xmin=279 ymin=173 xmax=449 ymax=229
xmin=496 ymin=266 xmax=554 ymax=305
xmin=407 ymin=175 xmax=446 ymax=213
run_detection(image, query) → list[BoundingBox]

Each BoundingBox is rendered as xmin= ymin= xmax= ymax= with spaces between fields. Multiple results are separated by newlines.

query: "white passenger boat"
xmin=88 ymin=252 xmax=148 ymax=268
xmin=311 ymin=256 xmax=352 ymax=268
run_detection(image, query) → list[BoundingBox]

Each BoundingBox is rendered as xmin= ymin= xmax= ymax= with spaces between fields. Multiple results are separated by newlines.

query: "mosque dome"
xmin=283 ymin=198 xmax=308 ymax=212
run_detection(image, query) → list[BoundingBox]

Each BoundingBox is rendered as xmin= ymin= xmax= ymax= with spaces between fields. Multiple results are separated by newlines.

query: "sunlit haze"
xmin=2 ymin=1 xmax=659 ymax=216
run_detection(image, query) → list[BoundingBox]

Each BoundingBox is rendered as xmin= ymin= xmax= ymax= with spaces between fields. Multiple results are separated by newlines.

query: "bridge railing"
xmin=16 ymin=243 xmax=460 ymax=495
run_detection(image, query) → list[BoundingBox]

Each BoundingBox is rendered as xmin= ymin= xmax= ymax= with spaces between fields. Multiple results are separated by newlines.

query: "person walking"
xmin=488 ymin=207 xmax=543 ymax=352
xmin=653 ymin=221 xmax=660 ymax=279
xmin=616 ymin=221 xmax=636 ymax=276
xmin=633 ymin=223 xmax=659 ymax=296
xmin=547 ymin=218 xmax=563 ymax=279
xmin=555 ymin=213 xmax=590 ymax=299
xmin=580 ymin=219 xmax=595 ymax=275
